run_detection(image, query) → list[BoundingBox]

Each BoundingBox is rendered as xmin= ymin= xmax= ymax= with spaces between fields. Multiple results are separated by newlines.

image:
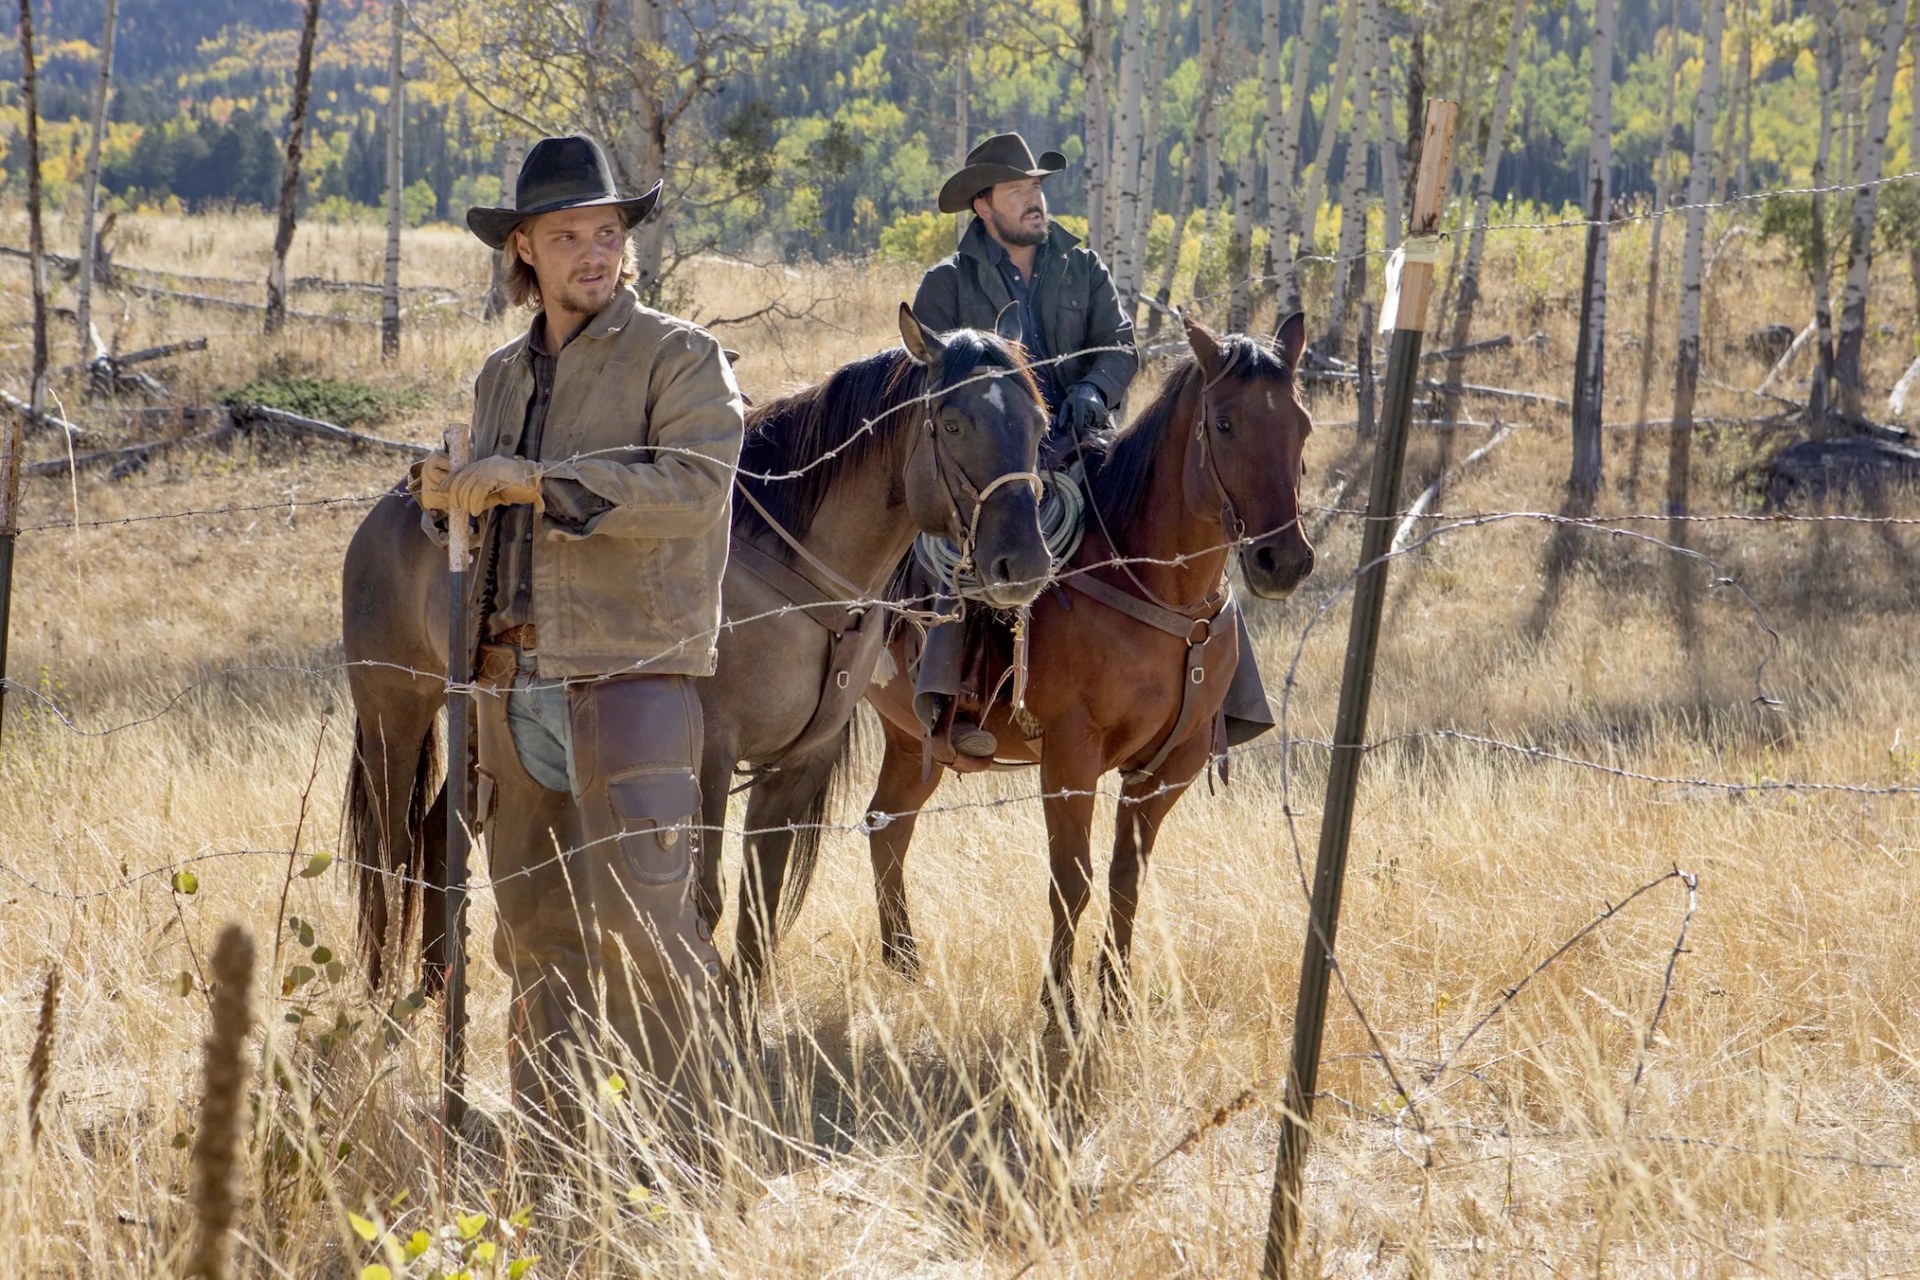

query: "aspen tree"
xmin=266 ymin=0 xmax=321 ymax=336
xmin=1833 ymin=0 xmax=1905 ymax=415
xmin=1229 ymin=127 xmax=1260 ymax=331
xmin=628 ymin=0 xmax=668 ymax=297
xmin=1295 ymin=0 xmax=1361 ymax=283
xmin=1668 ymin=0 xmax=1730 ymax=528
xmin=1628 ymin=0 xmax=1685 ymax=494
xmin=1809 ymin=0 xmax=1837 ymax=428
xmin=1127 ymin=0 xmax=1175 ymax=317
xmin=1324 ymin=0 xmax=1378 ymax=356
xmin=1568 ymin=0 xmax=1616 ymax=500
xmin=1273 ymin=0 xmax=1324 ymax=313
xmin=382 ymin=0 xmax=404 ymax=360
xmin=1082 ymin=0 xmax=1114 ymax=253
xmin=74 ymin=0 xmax=118 ymax=347
xmin=1111 ymin=0 xmax=1148 ymax=292
xmin=1148 ymin=0 xmax=1226 ymax=332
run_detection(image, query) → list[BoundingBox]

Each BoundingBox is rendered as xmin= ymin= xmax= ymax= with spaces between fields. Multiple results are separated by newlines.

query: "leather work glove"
xmin=1053 ymin=382 xmax=1109 ymax=438
xmin=410 ymin=449 xmax=453 ymax=512
xmin=443 ymin=454 xmax=546 ymax=514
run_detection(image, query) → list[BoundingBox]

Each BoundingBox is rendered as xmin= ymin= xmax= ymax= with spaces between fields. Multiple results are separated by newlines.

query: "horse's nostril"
xmin=1256 ymin=545 xmax=1278 ymax=575
xmin=990 ymin=555 xmax=1014 ymax=583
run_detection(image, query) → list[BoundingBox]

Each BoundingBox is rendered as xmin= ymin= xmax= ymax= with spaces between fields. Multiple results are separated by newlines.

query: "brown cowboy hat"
xmin=937 ymin=132 xmax=1068 ymax=215
xmin=465 ymin=134 xmax=661 ymax=250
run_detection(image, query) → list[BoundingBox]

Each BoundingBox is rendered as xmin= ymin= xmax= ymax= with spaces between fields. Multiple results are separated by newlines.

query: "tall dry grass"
xmin=0 ymin=204 xmax=1916 ymax=1276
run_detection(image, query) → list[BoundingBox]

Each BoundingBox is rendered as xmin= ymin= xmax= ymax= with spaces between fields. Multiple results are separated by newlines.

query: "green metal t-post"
xmin=1263 ymin=99 xmax=1458 ymax=1280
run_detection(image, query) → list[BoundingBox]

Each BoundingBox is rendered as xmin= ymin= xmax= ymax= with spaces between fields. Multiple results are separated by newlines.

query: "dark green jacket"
xmin=911 ymin=219 xmax=1138 ymax=412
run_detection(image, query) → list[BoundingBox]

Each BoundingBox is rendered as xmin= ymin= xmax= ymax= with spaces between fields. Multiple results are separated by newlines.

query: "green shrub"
xmin=220 ymin=375 xmax=425 ymax=427
xmin=877 ymin=210 xmax=959 ymax=265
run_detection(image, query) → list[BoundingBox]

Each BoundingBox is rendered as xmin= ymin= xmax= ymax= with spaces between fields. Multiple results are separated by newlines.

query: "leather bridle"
xmin=916 ymin=365 xmax=1042 ymax=588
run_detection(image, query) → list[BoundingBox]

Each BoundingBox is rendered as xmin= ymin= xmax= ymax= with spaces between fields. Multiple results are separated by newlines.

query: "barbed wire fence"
xmin=1 ymin=159 xmax=1918 ymax=1261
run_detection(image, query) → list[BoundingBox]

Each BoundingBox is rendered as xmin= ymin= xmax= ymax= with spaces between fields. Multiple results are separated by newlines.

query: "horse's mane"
xmin=1083 ymin=335 xmax=1293 ymax=529
xmin=734 ymin=329 xmax=1038 ymax=546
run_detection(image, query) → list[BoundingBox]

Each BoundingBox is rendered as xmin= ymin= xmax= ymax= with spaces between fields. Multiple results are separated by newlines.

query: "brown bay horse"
xmin=743 ymin=313 xmax=1318 ymax=1031
xmin=340 ymin=305 xmax=1051 ymax=994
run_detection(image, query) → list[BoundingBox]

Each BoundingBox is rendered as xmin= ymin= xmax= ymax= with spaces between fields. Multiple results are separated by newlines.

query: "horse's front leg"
xmin=1099 ymin=739 xmax=1205 ymax=1017
xmin=1038 ymin=729 xmax=1102 ymax=1037
xmin=865 ymin=712 xmax=942 ymax=978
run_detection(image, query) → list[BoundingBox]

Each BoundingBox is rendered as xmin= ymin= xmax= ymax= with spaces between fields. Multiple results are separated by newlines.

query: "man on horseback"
xmin=910 ymin=132 xmax=1274 ymax=761
xmin=411 ymin=134 xmax=742 ymax=1136
xmin=910 ymin=132 xmax=1137 ymax=758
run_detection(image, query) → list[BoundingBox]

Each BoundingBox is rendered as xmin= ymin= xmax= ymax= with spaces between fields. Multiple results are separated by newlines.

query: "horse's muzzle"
xmin=1242 ymin=534 xmax=1315 ymax=599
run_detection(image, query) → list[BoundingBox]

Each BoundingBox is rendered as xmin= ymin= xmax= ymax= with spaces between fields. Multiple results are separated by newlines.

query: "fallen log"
xmin=1301 ymin=369 xmax=1570 ymax=408
xmin=23 ymin=425 xmax=235 ymax=478
xmin=0 ymin=389 xmax=91 ymax=438
xmin=1391 ymin=423 xmax=1514 ymax=553
xmin=124 ymin=282 xmax=343 ymax=324
xmin=1421 ymin=333 xmax=1512 ymax=363
xmin=235 ymin=404 xmax=429 ymax=456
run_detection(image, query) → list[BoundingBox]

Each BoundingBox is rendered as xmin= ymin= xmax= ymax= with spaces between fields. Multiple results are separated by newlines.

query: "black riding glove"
xmin=1052 ymin=382 xmax=1109 ymax=438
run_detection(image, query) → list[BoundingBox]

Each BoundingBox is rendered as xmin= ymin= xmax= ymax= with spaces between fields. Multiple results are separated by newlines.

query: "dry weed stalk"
xmin=26 ymin=964 xmax=60 ymax=1149
xmin=185 ymin=924 xmax=255 ymax=1280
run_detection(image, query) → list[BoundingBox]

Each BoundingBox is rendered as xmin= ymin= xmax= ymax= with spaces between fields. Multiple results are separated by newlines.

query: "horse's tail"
xmin=776 ymin=717 xmax=859 ymax=935
xmin=345 ymin=713 xmax=441 ymax=988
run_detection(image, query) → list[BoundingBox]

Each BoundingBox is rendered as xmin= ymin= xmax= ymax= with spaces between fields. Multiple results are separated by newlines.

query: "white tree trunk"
xmin=1295 ymin=0 xmax=1360 ymax=267
xmin=1833 ymin=0 xmax=1905 ymax=414
xmin=1736 ymin=15 xmax=1754 ymax=195
xmin=1082 ymin=0 xmax=1113 ymax=254
xmin=1568 ymin=0 xmax=1614 ymax=498
xmin=1110 ymin=0 xmax=1148 ymax=295
xmin=484 ymin=136 xmax=525 ymax=321
xmin=1324 ymin=0 xmax=1377 ymax=355
xmin=1228 ymin=129 xmax=1259 ymax=331
xmin=75 ymin=0 xmax=118 ymax=346
xmin=1126 ymin=0 xmax=1174 ymax=317
xmin=381 ymin=0 xmax=403 ymax=360
xmin=1630 ymin=0 xmax=1684 ymax=440
xmin=628 ymin=0 xmax=667 ymax=299
xmin=1437 ymin=0 xmax=1528 ymax=426
xmin=1371 ymin=1 xmax=1400 ymax=253
xmin=1148 ymin=0 xmax=1224 ymax=326
xmin=953 ymin=17 xmax=970 ymax=242
xmin=1668 ymin=0 xmax=1729 ymax=520
xmin=1273 ymin=0 xmax=1324 ymax=312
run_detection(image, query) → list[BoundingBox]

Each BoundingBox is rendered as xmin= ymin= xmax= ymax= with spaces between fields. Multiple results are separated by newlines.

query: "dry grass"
xmin=0 ymin=204 xmax=1917 ymax=1277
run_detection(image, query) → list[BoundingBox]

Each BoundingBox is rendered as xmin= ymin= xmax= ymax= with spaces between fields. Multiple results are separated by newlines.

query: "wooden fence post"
xmin=1262 ymin=98 xmax=1458 ymax=1280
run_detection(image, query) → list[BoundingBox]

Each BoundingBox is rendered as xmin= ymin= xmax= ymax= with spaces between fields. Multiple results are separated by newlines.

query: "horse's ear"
xmin=1272 ymin=311 xmax=1307 ymax=373
xmin=899 ymin=302 xmax=946 ymax=367
xmin=1183 ymin=309 xmax=1223 ymax=377
xmin=993 ymin=301 xmax=1023 ymax=344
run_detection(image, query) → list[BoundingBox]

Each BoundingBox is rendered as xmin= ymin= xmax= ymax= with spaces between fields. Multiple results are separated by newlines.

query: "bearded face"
xmin=975 ymin=178 xmax=1049 ymax=248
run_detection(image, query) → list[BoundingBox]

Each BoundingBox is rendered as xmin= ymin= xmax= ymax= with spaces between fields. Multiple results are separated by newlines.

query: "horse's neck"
xmin=792 ymin=428 xmax=916 ymax=598
xmin=1119 ymin=377 xmax=1230 ymax=605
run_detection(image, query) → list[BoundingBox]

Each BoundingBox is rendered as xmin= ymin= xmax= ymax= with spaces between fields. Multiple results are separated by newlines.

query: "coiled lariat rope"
xmin=912 ymin=463 xmax=1087 ymax=598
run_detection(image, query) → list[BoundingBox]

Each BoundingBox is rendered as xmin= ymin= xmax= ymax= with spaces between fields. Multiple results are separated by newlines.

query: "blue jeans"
xmin=503 ymin=651 xmax=578 ymax=795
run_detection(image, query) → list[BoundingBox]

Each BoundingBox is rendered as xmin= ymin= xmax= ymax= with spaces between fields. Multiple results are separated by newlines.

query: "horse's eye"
xmin=1214 ymin=416 xmax=1233 ymax=434
xmin=941 ymin=414 xmax=963 ymax=434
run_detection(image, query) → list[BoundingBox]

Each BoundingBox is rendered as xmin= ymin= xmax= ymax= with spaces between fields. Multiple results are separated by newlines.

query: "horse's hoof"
xmin=881 ymin=939 xmax=922 ymax=980
xmin=1039 ymin=986 xmax=1080 ymax=1040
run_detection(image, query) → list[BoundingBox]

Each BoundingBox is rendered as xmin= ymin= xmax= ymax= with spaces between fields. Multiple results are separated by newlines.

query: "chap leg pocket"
xmin=606 ymin=764 xmax=700 ymax=886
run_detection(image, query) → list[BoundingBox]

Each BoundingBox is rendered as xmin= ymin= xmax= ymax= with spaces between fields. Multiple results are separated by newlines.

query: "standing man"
xmin=911 ymin=133 xmax=1139 ymax=758
xmin=413 ymin=135 xmax=742 ymax=1132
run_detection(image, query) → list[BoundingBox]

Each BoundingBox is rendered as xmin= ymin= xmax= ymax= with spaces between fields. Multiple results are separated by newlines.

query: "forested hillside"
xmin=3 ymin=0 xmax=1907 ymax=264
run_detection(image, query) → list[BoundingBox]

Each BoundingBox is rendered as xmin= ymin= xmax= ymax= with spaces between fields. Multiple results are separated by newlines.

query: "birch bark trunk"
xmin=1833 ymin=0 xmax=1906 ymax=415
xmin=1372 ymin=4 xmax=1400 ymax=253
xmin=1568 ymin=0 xmax=1615 ymax=499
xmin=954 ymin=16 xmax=970 ymax=243
xmin=1273 ymin=0 xmax=1324 ymax=313
xmin=1712 ymin=0 xmax=1745 ymax=203
xmin=627 ymin=0 xmax=667 ymax=299
xmin=1110 ymin=0 xmax=1148 ymax=298
xmin=1324 ymin=0 xmax=1378 ymax=356
xmin=1668 ymin=0 xmax=1729 ymax=526
xmin=1228 ymin=129 xmax=1259 ymax=332
xmin=1736 ymin=14 xmax=1754 ymax=195
xmin=1082 ymin=0 xmax=1113 ymax=254
xmin=1437 ymin=0 xmax=1528 ymax=428
xmin=1148 ymin=0 xmax=1225 ymax=333
xmin=266 ymin=0 xmax=320 ymax=336
xmin=483 ymin=137 xmax=525 ymax=321
xmin=381 ymin=0 xmax=404 ymax=360
xmin=1809 ymin=0 xmax=1837 ymax=429
xmin=75 ymin=0 xmax=119 ymax=346
xmin=1627 ymin=0 xmax=1684 ymax=496
xmin=1126 ymin=0 xmax=1174 ymax=319
xmin=1295 ymin=0 xmax=1360 ymax=277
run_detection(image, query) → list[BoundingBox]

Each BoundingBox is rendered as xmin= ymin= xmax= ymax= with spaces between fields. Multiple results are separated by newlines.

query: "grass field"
xmin=1 ymin=203 xmax=1917 ymax=1277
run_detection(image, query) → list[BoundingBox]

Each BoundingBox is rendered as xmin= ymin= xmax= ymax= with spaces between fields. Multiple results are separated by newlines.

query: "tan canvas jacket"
xmin=466 ymin=285 xmax=744 ymax=678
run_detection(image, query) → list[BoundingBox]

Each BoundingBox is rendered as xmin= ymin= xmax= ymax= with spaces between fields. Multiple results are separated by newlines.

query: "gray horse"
xmin=340 ymin=304 xmax=1051 ymax=997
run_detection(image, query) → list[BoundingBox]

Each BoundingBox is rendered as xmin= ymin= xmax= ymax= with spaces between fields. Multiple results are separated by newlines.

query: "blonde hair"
xmin=504 ymin=223 xmax=638 ymax=309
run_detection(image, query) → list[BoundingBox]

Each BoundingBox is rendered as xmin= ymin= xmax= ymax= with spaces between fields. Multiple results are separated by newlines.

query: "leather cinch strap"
xmin=1065 ymin=572 xmax=1234 ymax=784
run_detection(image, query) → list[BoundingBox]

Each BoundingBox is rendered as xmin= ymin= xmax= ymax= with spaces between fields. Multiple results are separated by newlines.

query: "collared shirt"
xmin=981 ymin=234 xmax=1064 ymax=409
xmin=481 ymin=315 xmax=611 ymax=640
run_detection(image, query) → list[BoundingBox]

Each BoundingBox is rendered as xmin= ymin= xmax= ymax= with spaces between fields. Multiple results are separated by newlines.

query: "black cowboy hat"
xmin=937 ymin=132 xmax=1068 ymax=215
xmin=465 ymin=134 xmax=661 ymax=250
